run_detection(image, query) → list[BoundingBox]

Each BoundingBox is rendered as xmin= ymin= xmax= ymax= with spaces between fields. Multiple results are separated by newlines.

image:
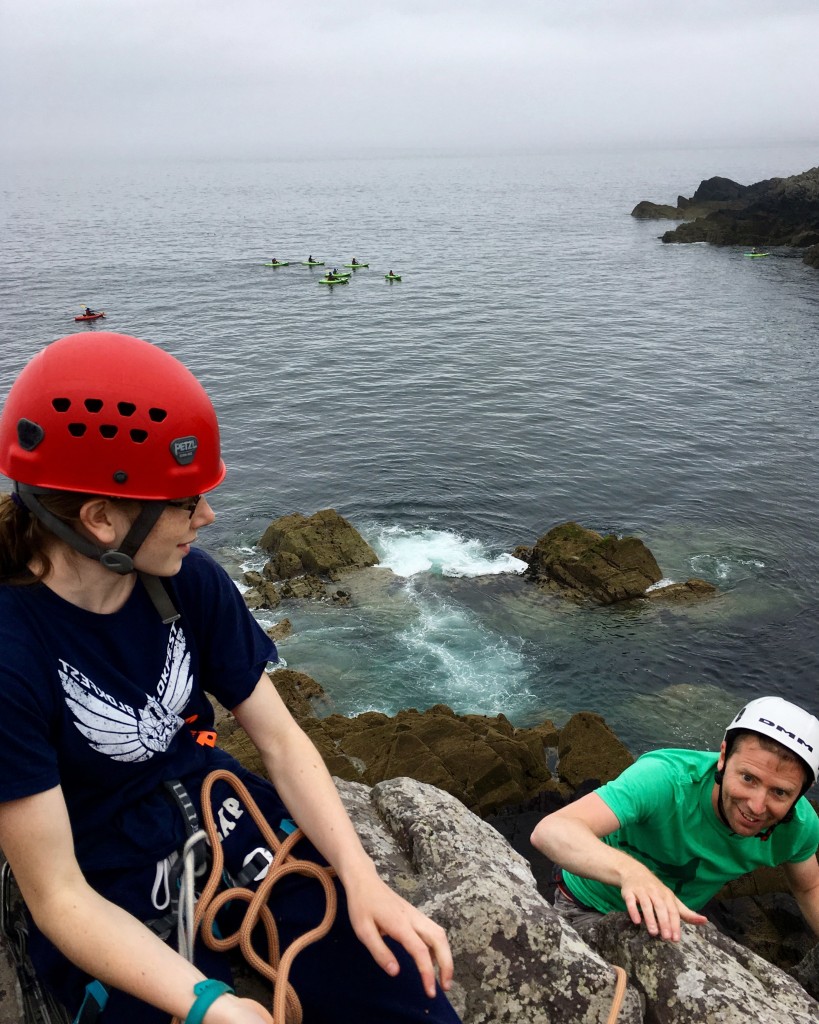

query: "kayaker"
xmin=84 ymin=307 xmax=96 ymax=317
xmin=308 ymin=255 xmax=313 ymax=263
xmin=531 ymin=696 xmax=819 ymax=943
xmin=0 ymin=331 xmax=462 ymax=1024
xmin=351 ymin=258 xmax=359 ymax=266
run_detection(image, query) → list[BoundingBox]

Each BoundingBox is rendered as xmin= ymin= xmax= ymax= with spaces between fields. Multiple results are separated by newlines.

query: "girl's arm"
xmin=0 ymin=787 xmax=272 ymax=1024
xmin=231 ymin=672 xmax=454 ymax=998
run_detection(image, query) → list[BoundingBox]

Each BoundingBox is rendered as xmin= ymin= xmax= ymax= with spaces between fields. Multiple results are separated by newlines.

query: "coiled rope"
xmin=170 ymin=769 xmax=338 ymax=1024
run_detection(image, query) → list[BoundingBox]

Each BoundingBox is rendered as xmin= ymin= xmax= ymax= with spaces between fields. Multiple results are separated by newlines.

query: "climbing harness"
xmin=1 ymin=859 xmax=71 ymax=1024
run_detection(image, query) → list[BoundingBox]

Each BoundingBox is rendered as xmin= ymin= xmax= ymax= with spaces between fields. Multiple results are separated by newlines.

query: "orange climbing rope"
xmin=170 ymin=769 xmax=338 ymax=1024
xmin=607 ymin=964 xmax=629 ymax=1023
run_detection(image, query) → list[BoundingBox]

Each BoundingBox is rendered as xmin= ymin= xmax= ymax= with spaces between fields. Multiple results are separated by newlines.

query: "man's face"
xmin=714 ymin=734 xmax=805 ymax=836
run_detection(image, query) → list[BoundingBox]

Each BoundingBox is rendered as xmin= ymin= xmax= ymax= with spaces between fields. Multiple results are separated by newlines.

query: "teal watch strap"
xmin=184 ymin=979 xmax=234 ymax=1024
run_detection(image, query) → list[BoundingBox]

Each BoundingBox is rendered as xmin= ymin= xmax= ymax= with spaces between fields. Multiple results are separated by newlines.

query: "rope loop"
xmin=170 ymin=769 xmax=338 ymax=1024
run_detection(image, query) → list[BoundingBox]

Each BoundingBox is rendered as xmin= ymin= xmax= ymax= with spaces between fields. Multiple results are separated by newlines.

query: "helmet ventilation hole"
xmin=117 ymin=402 xmax=137 ymax=417
xmin=84 ymin=399 xmax=103 ymax=413
xmin=149 ymin=408 xmax=167 ymax=422
xmin=130 ymin=429 xmax=148 ymax=443
xmin=99 ymin=425 xmax=118 ymax=439
xmin=52 ymin=398 xmax=71 ymax=412
xmin=68 ymin=423 xmax=87 ymax=437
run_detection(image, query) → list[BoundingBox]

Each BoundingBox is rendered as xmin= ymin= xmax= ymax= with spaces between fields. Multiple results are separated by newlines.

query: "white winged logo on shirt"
xmin=59 ymin=624 xmax=193 ymax=762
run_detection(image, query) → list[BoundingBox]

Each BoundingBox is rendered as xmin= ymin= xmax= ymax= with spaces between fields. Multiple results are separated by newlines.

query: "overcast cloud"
xmin=1 ymin=0 xmax=818 ymax=160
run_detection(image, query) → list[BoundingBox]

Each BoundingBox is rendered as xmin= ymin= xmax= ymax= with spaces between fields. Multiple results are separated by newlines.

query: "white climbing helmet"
xmin=724 ymin=696 xmax=819 ymax=786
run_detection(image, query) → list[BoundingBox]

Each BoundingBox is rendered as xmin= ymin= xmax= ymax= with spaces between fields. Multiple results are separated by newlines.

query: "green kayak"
xmin=744 ymin=252 xmax=769 ymax=258
xmin=319 ymin=277 xmax=349 ymax=285
xmin=302 ymin=260 xmax=325 ymax=266
xmin=263 ymin=261 xmax=289 ymax=267
xmin=385 ymin=274 xmax=402 ymax=281
xmin=344 ymin=263 xmax=368 ymax=268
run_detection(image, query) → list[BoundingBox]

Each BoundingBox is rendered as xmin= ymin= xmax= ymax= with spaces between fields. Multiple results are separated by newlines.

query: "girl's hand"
xmin=343 ymin=872 xmax=454 ymax=999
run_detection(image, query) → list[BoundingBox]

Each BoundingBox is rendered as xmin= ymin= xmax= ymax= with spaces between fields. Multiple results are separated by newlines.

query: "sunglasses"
xmin=165 ymin=494 xmax=203 ymax=516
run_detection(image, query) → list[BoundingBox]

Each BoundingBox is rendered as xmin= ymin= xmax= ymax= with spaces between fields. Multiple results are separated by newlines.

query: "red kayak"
xmin=74 ymin=311 xmax=106 ymax=322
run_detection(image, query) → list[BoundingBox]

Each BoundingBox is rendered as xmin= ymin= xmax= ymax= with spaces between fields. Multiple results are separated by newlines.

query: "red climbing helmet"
xmin=0 ymin=332 xmax=226 ymax=499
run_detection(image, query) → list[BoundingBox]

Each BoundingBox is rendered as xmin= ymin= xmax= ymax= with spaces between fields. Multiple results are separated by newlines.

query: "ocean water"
xmin=2 ymin=142 xmax=818 ymax=755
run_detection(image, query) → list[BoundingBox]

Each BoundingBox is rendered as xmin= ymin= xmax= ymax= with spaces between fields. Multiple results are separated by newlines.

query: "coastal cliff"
xmin=632 ymin=166 xmax=819 ymax=270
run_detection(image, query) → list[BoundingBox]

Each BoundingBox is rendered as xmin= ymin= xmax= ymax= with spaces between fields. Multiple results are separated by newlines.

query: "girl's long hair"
xmin=0 ymin=490 xmax=97 ymax=583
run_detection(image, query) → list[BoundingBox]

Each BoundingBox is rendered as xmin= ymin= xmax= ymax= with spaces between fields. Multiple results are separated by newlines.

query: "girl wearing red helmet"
xmin=0 ymin=333 xmax=460 ymax=1024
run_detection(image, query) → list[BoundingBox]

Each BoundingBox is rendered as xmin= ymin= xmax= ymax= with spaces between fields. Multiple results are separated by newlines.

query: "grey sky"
xmin=2 ymin=0 xmax=818 ymax=160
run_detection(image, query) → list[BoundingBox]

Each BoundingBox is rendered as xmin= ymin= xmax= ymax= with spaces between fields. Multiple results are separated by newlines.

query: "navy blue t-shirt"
xmin=0 ymin=548 xmax=277 ymax=871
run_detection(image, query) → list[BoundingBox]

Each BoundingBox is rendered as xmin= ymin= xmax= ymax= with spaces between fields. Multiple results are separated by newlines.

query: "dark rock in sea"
xmin=632 ymin=166 xmax=819 ymax=269
xmin=265 ymin=616 xmax=292 ymax=643
xmin=241 ymin=569 xmax=281 ymax=609
xmin=522 ymin=521 xmax=716 ymax=606
xmin=259 ymin=508 xmax=379 ymax=574
xmin=244 ymin=508 xmax=378 ymax=609
xmin=526 ymin=521 xmax=662 ymax=604
xmin=645 ymin=577 xmax=719 ymax=603
xmin=631 ymin=200 xmax=687 ymax=220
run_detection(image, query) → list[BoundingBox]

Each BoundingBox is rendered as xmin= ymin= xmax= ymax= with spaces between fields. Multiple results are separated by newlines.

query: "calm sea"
xmin=2 ymin=142 xmax=818 ymax=755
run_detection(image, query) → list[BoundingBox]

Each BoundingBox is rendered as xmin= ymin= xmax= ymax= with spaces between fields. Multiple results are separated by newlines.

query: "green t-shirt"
xmin=563 ymin=748 xmax=819 ymax=914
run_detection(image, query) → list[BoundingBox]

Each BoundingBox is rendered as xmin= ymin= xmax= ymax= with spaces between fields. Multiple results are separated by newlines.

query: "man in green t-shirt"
xmin=531 ymin=696 xmax=819 ymax=942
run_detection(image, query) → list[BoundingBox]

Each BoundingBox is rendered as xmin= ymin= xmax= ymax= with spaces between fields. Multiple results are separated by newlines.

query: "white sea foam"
xmin=373 ymin=525 xmax=527 ymax=579
xmin=689 ymin=553 xmax=765 ymax=582
xmin=393 ymin=581 xmax=536 ymax=713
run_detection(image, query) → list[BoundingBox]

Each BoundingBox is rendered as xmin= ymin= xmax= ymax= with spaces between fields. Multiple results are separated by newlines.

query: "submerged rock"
xmin=645 ymin=578 xmax=719 ymax=603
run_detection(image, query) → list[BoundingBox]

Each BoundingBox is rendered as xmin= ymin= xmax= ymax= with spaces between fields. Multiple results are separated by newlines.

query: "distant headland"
xmin=632 ymin=165 xmax=819 ymax=270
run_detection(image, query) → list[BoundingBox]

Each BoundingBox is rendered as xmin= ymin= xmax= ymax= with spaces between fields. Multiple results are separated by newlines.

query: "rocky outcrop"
xmin=259 ymin=508 xmax=378 ymax=575
xmin=521 ymin=522 xmax=716 ymax=606
xmin=221 ymin=674 xmax=561 ymax=817
xmin=244 ymin=508 xmax=374 ymax=610
xmin=246 ymin=513 xmax=716 ymax=612
xmin=525 ymin=522 xmax=662 ymax=603
xmin=338 ymin=776 xmax=819 ymax=1023
xmin=554 ymin=711 xmax=635 ymax=788
xmin=632 ymin=166 xmax=819 ymax=269
xmin=338 ymin=776 xmax=644 ymax=1023
xmin=578 ymin=911 xmax=819 ymax=1023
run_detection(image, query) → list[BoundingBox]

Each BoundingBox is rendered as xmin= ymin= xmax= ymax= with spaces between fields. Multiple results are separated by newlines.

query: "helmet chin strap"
xmin=15 ymin=483 xmax=180 ymax=624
